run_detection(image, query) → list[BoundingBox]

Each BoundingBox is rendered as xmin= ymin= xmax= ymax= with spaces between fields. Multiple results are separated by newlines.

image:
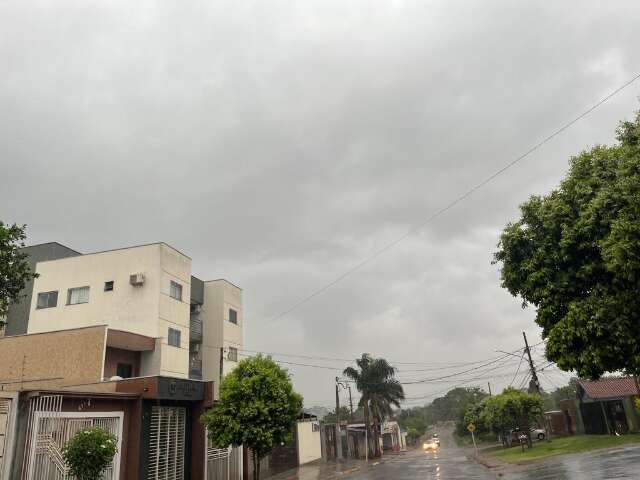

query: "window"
xmin=170 ymin=281 xmax=182 ymax=301
xmin=168 ymin=328 xmax=181 ymax=347
xmin=116 ymin=363 xmax=133 ymax=378
xmin=227 ymin=346 xmax=238 ymax=362
xmin=104 ymin=281 xmax=114 ymax=291
xmin=36 ymin=291 xmax=58 ymax=309
xmin=229 ymin=308 xmax=238 ymax=324
xmin=67 ymin=286 xmax=90 ymax=305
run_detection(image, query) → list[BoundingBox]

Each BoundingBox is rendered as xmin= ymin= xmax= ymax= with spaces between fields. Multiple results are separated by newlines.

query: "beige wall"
xmin=27 ymin=243 xmax=191 ymax=378
xmin=200 ymin=280 xmax=244 ymax=396
xmin=0 ymin=326 xmax=107 ymax=391
xmin=296 ymin=420 xmax=321 ymax=465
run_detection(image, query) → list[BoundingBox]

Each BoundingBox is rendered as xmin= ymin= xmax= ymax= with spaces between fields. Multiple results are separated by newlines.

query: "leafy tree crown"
xmin=201 ymin=355 xmax=303 ymax=460
xmin=0 ymin=222 xmax=37 ymax=322
xmin=494 ymin=112 xmax=640 ymax=378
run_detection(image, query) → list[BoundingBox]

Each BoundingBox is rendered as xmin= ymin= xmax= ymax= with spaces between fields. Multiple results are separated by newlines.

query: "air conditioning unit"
xmin=129 ymin=273 xmax=145 ymax=286
xmin=191 ymin=304 xmax=202 ymax=314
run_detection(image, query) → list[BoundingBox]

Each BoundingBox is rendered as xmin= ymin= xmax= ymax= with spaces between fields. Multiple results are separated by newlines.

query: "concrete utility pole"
xmin=335 ymin=377 xmax=343 ymax=459
xmin=523 ymin=332 xmax=550 ymax=443
xmin=487 ymin=382 xmax=492 ymax=396
xmin=348 ymin=384 xmax=354 ymax=422
xmin=522 ymin=332 xmax=540 ymax=394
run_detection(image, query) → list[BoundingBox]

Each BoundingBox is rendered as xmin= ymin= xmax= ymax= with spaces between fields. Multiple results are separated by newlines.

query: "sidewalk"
xmin=268 ymin=452 xmax=406 ymax=480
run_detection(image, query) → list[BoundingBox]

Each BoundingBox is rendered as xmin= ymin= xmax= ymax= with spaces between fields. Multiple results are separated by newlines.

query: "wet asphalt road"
xmin=347 ymin=447 xmax=493 ymax=480
xmin=501 ymin=443 xmax=640 ymax=479
xmin=331 ymin=436 xmax=640 ymax=480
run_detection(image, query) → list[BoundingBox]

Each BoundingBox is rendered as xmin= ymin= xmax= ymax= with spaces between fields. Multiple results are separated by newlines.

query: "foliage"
xmin=396 ymin=387 xmax=488 ymax=437
xmin=343 ymin=354 xmax=404 ymax=456
xmin=479 ymin=388 xmax=543 ymax=435
xmin=62 ymin=427 xmax=117 ymax=480
xmin=635 ymin=397 xmax=640 ymax=415
xmin=0 ymin=222 xmax=37 ymax=325
xmin=494 ymin=112 xmax=640 ymax=378
xmin=201 ymin=355 xmax=302 ymax=480
xmin=323 ymin=406 xmax=364 ymax=423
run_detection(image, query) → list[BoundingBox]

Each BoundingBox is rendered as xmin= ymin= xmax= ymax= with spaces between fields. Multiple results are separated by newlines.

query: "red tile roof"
xmin=578 ymin=377 xmax=639 ymax=400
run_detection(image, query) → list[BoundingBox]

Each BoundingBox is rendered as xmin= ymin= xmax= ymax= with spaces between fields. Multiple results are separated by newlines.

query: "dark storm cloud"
xmin=1 ymin=0 xmax=639 ymax=406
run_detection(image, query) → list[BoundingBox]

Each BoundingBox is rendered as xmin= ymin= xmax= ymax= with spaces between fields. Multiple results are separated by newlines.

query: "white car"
xmin=531 ymin=427 xmax=546 ymax=440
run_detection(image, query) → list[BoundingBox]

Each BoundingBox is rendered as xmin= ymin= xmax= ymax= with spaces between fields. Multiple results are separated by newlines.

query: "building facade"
xmin=4 ymin=242 xmax=243 ymax=391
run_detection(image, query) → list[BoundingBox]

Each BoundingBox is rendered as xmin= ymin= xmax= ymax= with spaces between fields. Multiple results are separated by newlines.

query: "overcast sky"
xmin=2 ymin=1 xmax=640 ymax=410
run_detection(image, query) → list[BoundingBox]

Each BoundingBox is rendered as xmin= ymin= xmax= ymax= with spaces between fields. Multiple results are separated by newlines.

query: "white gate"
xmin=0 ymin=399 xmax=10 ymax=477
xmin=205 ymin=441 xmax=242 ymax=480
xmin=147 ymin=406 xmax=186 ymax=480
xmin=21 ymin=395 xmax=123 ymax=480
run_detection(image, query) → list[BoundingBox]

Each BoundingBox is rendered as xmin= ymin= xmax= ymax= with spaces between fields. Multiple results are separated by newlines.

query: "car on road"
xmin=423 ymin=437 xmax=439 ymax=450
xmin=432 ymin=434 xmax=440 ymax=446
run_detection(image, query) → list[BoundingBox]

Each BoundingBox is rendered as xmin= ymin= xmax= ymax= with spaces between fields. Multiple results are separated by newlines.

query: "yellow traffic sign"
xmin=467 ymin=423 xmax=476 ymax=433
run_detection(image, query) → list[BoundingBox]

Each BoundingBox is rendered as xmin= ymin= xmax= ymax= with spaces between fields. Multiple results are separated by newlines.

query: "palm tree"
xmin=343 ymin=354 xmax=404 ymax=457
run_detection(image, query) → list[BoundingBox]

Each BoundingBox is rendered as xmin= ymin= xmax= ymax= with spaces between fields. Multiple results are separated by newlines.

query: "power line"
xmin=508 ymin=350 xmax=526 ymax=387
xmin=266 ymin=72 xmax=640 ymax=324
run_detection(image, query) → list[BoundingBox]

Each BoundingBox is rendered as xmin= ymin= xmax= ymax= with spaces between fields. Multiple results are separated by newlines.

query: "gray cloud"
xmin=2 ymin=0 xmax=639 ymax=408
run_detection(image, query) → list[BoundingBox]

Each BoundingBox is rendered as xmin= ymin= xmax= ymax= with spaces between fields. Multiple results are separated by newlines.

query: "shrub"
xmin=63 ymin=427 xmax=117 ymax=480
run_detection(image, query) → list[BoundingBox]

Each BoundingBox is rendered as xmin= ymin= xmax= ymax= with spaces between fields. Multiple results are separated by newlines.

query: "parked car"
xmin=531 ymin=427 xmax=546 ymax=440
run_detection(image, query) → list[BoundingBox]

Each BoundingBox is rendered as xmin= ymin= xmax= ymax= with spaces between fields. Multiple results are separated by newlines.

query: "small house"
xmin=577 ymin=377 xmax=640 ymax=434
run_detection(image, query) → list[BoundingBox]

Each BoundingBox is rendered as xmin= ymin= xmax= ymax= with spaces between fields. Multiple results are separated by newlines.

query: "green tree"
xmin=63 ymin=427 xmax=117 ymax=480
xmin=201 ymin=355 xmax=303 ymax=480
xmin=479 ymin=388 xmax=543 ymax=445
xmin=343 ymin=354 xmax=404 ymax=457
xmin=494 ymin=112 xmax=640 ymax=379
xmin=323 ymin=406 xmax=351 ymax=423
xmin=0 ymin=222 xmax=37 ymax=327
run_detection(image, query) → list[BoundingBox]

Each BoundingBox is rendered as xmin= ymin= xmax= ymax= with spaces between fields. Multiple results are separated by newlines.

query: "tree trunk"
xmin=363 ymin=401 xmax=371 ymax=459
xmin=372 ymin=417 xmax=381 ymax=457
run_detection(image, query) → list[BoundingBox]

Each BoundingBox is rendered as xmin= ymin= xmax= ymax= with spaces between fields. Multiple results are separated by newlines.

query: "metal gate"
xmin=205 ymin=444 xmax=242 ymax=480
xmin=147 ymin=406 xmax=186 ymax=480
xmin=22 ymin=395 xmax=123 ymax=480
xmin=0 ymin=399 xmax=10 ymax=476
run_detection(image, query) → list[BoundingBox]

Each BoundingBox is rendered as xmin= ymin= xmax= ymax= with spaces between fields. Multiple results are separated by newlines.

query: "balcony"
xmin=190 ymin=317 xmax=202 ymax=342
xmin=189 ymin=358 xmax=202 ymax=380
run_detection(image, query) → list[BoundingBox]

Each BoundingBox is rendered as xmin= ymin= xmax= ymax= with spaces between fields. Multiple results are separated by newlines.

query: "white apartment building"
xmin=9 ymin=242 xmax=243 ymax=392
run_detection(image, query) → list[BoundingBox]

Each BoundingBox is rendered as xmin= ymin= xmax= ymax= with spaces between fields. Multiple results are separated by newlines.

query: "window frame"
xmin=169 ymin=281 xmax=183 ymax=301
xmin=104 ymin=281 xmax=114 ymax=292
xmin=227 ymin=346 xmax=238 ymax=362
xmin=36 ymin=291 xmax=58 ymax=309
xmin=228 ymin=308 xmax=238 ymax=325
xmin=168 ymin=328 xmax=181 ymax=348
xmin=67 ymin=286 xmax=90 ymax=305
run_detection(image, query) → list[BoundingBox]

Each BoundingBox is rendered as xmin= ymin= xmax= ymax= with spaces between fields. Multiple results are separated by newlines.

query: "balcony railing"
xmin=190 ymin=317 xmax=202 ymax=342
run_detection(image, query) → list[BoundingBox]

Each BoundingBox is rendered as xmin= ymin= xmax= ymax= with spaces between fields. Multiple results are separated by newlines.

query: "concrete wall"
xmin=0 ymin=326 xmax=107 ymax=391
xmin=200 ymin=280 xmax=243 ymax=397
xmin=296 ymin=421 xmax=321 ymax=465
xmin=26 ymin=243 xmax=191 ymax=378
xmin=5 ymin=243 xmax=80 ymax=336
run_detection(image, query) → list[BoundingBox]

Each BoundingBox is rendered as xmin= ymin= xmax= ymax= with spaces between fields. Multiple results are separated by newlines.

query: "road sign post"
xmin=468 ymin=423 xmax=478 ymax=456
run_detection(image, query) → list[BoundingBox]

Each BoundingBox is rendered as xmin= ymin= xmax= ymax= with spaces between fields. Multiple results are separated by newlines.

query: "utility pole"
xmin=523 ymin=331 xmax=549 ymax=443
xmin=487 ymin=382 xmax=492 ymax=396
xmin=522 ymin=332 xmax=540 ymax=394
xmin=347 ymin=384 xmax=354 ymax=422
xmin=335 ymin=377 xmax=343 ymax=460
